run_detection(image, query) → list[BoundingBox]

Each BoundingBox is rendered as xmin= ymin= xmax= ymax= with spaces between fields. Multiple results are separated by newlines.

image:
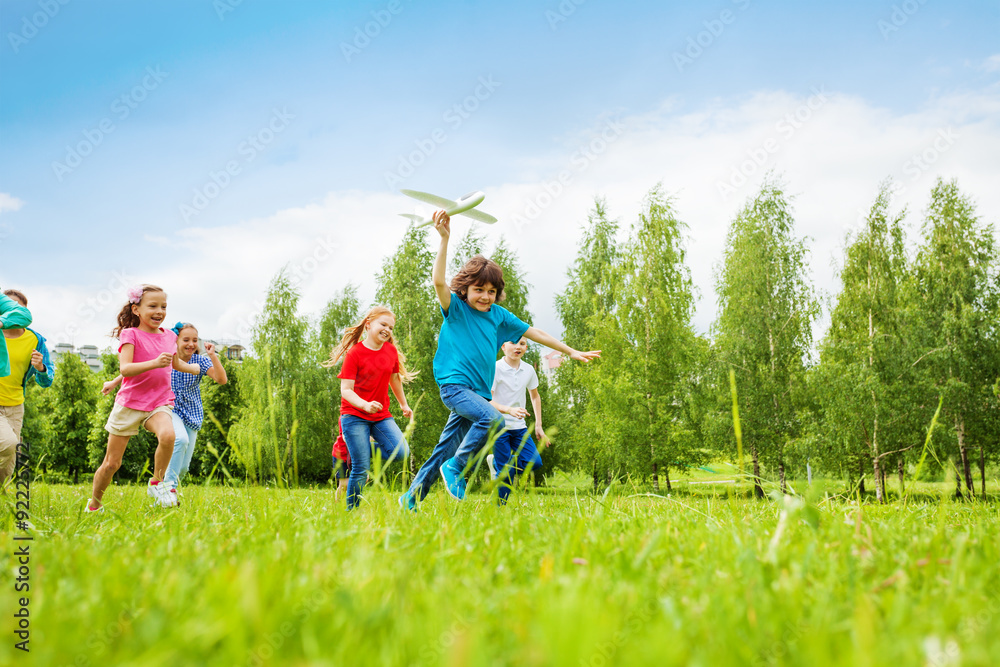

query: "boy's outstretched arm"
xmin=432 ymin=210 xmax=452 ymax=313
xmin=523 ymin=327 xmax=601 ymax=362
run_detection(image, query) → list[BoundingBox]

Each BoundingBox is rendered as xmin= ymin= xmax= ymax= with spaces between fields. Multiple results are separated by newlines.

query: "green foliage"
xmin=20 ymin=381 xmax=55 ymax=473
xmin=615 ymin=186 xmax=701 ymax=484
xmin=910 ymin=178 xmax=1000 ymax=495
xmin=811 ymin=181 xmax=922 ymax=500
xmin=375 ymin=224 xmax=446 ymax=470
xmin=314 ymin=283 xmax=362 ymax=366
xmin=191 ymin=353 xmax=243 ymax=481
xmin=229 ymin=271 xmax=332 ymax=485
xmin=27 ymin=178 xmax=1000 ymax=498
xmin=712 ymin=177 xmax=819 ymax=491
xmin=45 ymin=353 xmax=98 ymax=482
xmin=551 ymin=189 xmax=704 ymax=488
xmin=552 ymin=200 xmax=621 ymax=476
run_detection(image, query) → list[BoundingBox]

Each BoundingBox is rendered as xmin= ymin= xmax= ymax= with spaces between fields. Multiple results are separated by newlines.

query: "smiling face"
xmin=132 ymin=291 xmax=167 ymax=332
xmin=176 ymin=326 xmax=199 ymax=360
xmin=365 ymin=313 xmax=396 ymax=346
xmin=466 ymin=282 xmax=497 ymax=312
xmin=503 ymin=337 xmax=528 ymax=362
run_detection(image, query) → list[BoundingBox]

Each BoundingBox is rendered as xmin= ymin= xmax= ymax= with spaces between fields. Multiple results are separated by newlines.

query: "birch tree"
xmin=713 ymin=179 xmax=818 ymax=496
xmin=911 ymin=179 xmax=999 ymax=497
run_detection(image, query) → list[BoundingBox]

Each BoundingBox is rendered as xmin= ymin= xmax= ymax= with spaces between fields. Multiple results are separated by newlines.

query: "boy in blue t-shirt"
xmin=400 ymin=210 xmax=600 ymax=508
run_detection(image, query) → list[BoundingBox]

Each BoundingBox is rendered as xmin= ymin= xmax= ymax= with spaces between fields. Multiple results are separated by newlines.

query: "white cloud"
xmin=18 ymin=86 xmax=1000 ymax=354
xmin=980 ymin=54 xmax=1000 ymax=73
xmin=0 ymin=193 xmax=25 ymax=214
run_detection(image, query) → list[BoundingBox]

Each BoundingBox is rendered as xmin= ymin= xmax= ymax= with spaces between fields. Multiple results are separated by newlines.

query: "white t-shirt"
xmin=491 ymin=358 xmax=539 ymax=430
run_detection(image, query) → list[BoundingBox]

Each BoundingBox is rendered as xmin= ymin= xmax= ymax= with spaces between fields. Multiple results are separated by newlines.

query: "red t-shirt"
xmin=338 ymin=341 xmax=399 ymax=421
xmin=332 ymin=432 xmax=350 ymax=463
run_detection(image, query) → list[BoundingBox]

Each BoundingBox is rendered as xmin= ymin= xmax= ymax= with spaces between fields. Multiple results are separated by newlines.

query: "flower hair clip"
xmin=126 ymin=285 xmax=144 ymax=304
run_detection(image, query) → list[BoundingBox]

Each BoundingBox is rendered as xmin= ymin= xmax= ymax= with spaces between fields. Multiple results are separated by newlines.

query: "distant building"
xmin=50 ymin=343 xmax=105 ymax=373
xmin=51 ymin=336 xmax=244 ymax=372
xmin=542 ymin=350 xmax=563 ymax=383
xmin=204 ymin=339 xmax=244 ymax=362
xmin=77 ymin=344 xmax=103 ymax=373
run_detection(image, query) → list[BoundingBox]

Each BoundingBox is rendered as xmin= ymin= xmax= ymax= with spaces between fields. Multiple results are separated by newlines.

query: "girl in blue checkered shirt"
xmin=103 ymin=322 xmax=228 ymax=502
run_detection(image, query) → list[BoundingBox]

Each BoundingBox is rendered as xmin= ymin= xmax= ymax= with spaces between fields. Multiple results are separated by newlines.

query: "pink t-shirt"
xmin=115 ymin=327 xmax=177 ymax=411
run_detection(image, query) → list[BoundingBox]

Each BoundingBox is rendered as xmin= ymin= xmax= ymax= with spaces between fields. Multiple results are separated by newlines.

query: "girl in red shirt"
xmin=324 ymin=306 xmax=415 ymax=509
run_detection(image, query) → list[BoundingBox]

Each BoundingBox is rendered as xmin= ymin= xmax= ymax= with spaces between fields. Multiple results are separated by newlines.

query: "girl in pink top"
xmin=86 ymin=285 xmax=200 ymax=512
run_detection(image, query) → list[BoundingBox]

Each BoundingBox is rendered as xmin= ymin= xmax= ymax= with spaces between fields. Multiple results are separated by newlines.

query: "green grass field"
xmin=3 ymin=478 xmax=1000 ymax=666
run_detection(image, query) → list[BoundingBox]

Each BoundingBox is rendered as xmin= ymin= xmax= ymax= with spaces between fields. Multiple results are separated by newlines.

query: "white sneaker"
xmin=147 ymin=479 xmax=175 ymax=508
xmin=487 ymin=454 xmax=497 ymax=480
xmin=170 ymin=487 xmax=180 ymax=507
xmin=84 ymin=499 xmax=104 ymax=513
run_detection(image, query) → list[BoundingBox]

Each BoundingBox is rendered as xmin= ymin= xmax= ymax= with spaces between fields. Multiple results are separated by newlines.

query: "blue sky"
xmin=1 ymin=0 xmax=999 ymax=347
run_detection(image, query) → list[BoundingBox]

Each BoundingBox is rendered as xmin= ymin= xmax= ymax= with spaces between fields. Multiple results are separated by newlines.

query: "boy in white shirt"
xmin=488 ymin=336 xmax=548 ymax=504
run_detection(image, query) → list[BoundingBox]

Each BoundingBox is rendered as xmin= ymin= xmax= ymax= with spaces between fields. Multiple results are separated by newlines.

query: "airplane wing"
xmin=459 ymin=208 xmax=498 ymax=224
xmin=400 ymin=190 xmax=456 ymax=209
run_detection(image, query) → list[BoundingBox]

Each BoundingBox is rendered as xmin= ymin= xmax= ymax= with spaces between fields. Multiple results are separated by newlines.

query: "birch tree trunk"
xmin=956 ymin=417 xmax=974 ymax=496
xmin=979 ymin=445 xmax=986 ymax=497
xmin=752 ymin=447 xmax=763 ymax=498
xmin=872 ymin=455 xmax=884 ymax=504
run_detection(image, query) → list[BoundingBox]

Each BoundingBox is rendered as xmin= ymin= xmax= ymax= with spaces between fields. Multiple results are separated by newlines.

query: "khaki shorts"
xmin=105 ymin=404 xmax=172 ymax=437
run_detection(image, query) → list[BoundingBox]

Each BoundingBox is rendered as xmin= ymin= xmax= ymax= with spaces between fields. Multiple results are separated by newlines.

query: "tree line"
xmin=22 ymin=176 xmax=999 ymax=501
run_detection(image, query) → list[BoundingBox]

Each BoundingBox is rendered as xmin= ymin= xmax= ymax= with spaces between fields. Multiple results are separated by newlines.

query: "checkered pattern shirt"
xmin=171 ymin=354 xmax=214 ymax=430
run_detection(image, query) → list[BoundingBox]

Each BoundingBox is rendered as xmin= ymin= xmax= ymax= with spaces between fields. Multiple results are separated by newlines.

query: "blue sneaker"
xmin=398 ymin=491 xmax=417 ymax=512
xmin=440 ymin=458 xmax=467 ymax=500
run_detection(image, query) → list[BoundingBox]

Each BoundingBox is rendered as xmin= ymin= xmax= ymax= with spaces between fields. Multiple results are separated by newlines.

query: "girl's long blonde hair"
xmin=322 ymin=306 xmax=417 ymax=382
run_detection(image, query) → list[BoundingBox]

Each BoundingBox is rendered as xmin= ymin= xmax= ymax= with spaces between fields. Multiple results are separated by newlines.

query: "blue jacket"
xmin=21 ymin=328 xmax=55 ymax=392
xmin=0 ymin=294 xmax=32 ymax=378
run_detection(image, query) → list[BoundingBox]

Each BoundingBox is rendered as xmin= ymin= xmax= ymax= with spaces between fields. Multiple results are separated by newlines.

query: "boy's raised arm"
xmin=432 ymin=210 xmax=452 ymax=313
xmin=523 ymin=327 xmax=601 ymax=363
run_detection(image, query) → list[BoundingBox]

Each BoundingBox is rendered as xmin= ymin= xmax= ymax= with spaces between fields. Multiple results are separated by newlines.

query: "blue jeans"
xmin=164 ymin=411 xmax=199 ymax=488
xmin=340 ymin=414 xmax=409 ymax=510
xmin=494 ymin=428 xmax=543 ymax=502
xmin=408 ymin=384 xmax=505 ymax=501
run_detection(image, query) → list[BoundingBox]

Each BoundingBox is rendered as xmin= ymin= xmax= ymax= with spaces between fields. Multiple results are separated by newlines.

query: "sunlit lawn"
xmin=2 ymin=477 xmax=999 ymax=666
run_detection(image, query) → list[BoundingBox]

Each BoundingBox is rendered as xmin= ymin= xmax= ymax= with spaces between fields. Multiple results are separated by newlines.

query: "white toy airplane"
xmin=399 ymin=189 xmax=498 ymax=227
